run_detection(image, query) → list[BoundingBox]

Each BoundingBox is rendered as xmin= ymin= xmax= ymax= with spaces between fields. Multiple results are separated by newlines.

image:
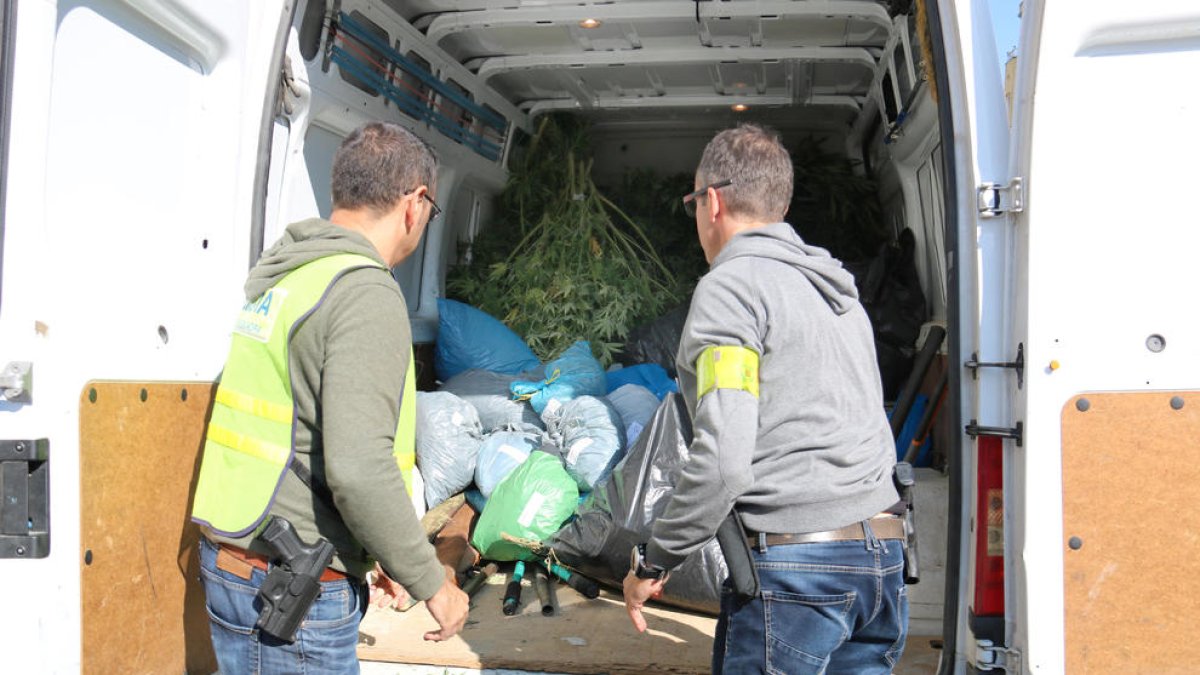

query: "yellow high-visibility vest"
xmin=191 ymin=253 xmax=416 ymax=537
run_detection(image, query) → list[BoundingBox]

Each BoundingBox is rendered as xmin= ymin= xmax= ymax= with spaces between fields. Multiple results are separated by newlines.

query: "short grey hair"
xmin=696 ymin=123 xmax=793 ymax=222
xmin=331 ymin=122 xmax=438 ymax=213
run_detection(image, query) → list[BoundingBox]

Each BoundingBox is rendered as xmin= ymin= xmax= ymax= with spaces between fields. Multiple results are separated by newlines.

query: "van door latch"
xmin=0 ymin=362 xmax=32 ymax=404
xmin=977 ymin=178 xmax=1023 ymax=218
xmin=0 ymin=439 xmax=49 ymax=558
xmin=976 ymin=639 xmax=1021 ymax=671
xmin=965 ymin=343 xmax=1024 ymax=388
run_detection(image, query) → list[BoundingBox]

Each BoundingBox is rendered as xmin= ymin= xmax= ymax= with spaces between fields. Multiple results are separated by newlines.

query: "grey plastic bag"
xmin=440 ymin=368 xmax=545 ymax=433
xmin=548 ymin=393 xmax=728 ymax=615
xmin=415 ymin=391 xmax=484 ymax=509
xmin=542 ymin=395 xmax=626 ymax=492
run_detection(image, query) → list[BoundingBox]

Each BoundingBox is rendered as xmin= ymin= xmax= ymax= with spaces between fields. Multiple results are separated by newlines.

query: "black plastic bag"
xmin=548 ymin=393 xmax=728 ymax=615
xmin=856 ymin=229 xmax=926 ymax=401
xmin=615 ymin=302 xmax=690 ymax=378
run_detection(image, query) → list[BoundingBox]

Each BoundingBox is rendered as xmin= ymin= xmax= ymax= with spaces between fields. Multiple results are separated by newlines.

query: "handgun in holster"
xmin=253 ymin=516 xmax=336 ymax=643
xmin=893 ymin=461 xmax=920 ymax=584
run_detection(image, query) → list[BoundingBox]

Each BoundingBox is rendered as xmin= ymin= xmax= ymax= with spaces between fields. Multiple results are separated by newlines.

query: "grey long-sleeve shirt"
xmin=646 ymin=222 xmax=899 ymax=571
xmin=207 ymin=218 xmax=444 ymax=601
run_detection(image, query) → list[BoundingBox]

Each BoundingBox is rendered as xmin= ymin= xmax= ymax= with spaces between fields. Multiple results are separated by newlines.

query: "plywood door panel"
xmin=1061 ymin=392 xmax=1200 ymax=674
xmin=80 ymin=381 xmax=218 ymax=675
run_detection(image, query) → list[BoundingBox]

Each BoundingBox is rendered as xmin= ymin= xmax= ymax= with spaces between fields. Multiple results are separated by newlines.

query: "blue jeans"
xmin=198 ymin=536 xmax=367 ymax=675
xmin=712 ymin=532 xmax=908 ymax=674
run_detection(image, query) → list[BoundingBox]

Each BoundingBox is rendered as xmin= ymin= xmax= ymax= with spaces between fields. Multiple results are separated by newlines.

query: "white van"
xmin=1 ymin=1 xmax=1196 ymax=673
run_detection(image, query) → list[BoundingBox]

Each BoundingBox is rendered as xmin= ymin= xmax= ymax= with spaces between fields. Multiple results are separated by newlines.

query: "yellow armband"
xmin=695 ymin=345 xmax=760 ymax=400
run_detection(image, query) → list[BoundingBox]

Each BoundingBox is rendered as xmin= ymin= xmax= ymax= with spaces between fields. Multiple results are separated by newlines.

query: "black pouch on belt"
xmin=715 ymin=510 xmax=760 ymax=602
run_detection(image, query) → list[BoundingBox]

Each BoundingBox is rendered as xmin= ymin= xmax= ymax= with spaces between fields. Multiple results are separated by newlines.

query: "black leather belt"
xmin=746 ymin=514 xmax=906 ymax=547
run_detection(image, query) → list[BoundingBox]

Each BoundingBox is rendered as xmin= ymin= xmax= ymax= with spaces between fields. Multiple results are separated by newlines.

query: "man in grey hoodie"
xmin=624 ymin=124 xmax=907 ymax=673
xmin=194 ymin=122 xmax=467 ymax=673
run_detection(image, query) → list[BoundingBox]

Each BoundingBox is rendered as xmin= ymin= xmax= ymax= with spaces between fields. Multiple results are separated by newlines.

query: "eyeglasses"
xmin=421 ymin=192 xmax=443 ymax=220
xmin=405 ymin=188 xmax=443 ymax=220
xmin=682 ymin=179 xmax=734 ymax=218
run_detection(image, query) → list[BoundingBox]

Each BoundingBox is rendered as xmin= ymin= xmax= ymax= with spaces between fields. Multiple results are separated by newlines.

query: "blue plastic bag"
xmin=510 ymin=341 xmax=605 ymax=415
xmin=475 ymin=429 xmax=541 ymax=498
xmin=605 ymin=363 xmax=678 ymax=400
xmin=434 ymin=298 xmax=541 ymax=382
xmin=606 ymin=383 xmax=661 ymax=449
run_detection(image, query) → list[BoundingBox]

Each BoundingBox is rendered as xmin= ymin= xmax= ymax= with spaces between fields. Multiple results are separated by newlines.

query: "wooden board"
xmin=80 ymin=381 xmax=218 ymax=675
xmin=1061 ymin=392 xmax=1200 ymax=674
xmin=357 ymin=580 xmax=718 ymax=675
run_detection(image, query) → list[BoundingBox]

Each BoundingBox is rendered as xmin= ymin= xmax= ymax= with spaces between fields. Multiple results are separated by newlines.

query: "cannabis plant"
xmin=448 ymin=116 xmax=677 ymax=364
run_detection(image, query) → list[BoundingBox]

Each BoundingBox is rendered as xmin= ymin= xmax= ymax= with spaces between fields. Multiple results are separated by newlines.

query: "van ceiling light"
xmin=579 ymin=18 xmax=602 ymax=29
xmin=732 ymin=103 xmax=749 ymax=112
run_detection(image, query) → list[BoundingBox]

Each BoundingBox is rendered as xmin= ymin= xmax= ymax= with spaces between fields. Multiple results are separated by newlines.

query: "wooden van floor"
xmin=357 ymin=579 xmax=941 ymax=674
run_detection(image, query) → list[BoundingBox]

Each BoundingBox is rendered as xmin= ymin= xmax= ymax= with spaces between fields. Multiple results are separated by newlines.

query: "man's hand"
xmin=422 ymin=575 xmax=469 ymax=642
xmin=368 ymin=563 xmax=412 ymax=610
xmin=623 ymin=570 xmax=667 ymax=633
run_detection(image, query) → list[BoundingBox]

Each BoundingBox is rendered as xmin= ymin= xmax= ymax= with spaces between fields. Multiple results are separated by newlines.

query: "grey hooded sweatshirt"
xmin=646 ymin=222 xmax=898 ymax=570
xmin=206 ymin=218 xmax=445 ymax=600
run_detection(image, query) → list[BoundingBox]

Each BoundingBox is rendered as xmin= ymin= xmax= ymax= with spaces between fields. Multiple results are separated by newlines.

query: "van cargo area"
xmin=289 ymin=2 xmax=959 ymax=673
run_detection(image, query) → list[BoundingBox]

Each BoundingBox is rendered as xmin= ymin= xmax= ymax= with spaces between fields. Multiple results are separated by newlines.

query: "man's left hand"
xmin=623 ymin=571 xmax=667 ymax=633
xmin=368 ymin=563 xmax=412 ymax=610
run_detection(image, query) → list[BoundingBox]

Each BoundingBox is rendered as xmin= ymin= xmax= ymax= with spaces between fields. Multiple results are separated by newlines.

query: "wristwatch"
xmin=630 ymin=543 xmax=668 ymax=580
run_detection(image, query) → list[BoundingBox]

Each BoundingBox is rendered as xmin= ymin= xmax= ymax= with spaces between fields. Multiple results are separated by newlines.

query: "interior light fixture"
xmin=579 ymin=18 xmax=602 ymax=29
xmin=731 ymin=103 xmax=749 ymax=112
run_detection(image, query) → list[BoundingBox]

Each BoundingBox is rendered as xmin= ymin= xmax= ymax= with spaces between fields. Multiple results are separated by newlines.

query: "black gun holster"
xmin=893 ymin=461 xmax=921 ymax=584
xmin=715 ymin=510 xmax=760 ymax=603
xmin=253 ymin=516 xmax=337 ymax=643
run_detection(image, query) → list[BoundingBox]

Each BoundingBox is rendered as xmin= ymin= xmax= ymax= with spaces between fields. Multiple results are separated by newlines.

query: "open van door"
xmin=1006 ymin=1 xmax=1200 ymax=672
xmin=0 ymin=2 xmax=295 ymax=671
xmin=932 ymin=0 xmax=1019 ymax=671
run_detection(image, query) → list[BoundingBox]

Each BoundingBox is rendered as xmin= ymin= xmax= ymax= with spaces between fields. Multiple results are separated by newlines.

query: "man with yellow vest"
xmin=623 ymin=124 xmax=907 ymax=673
xmin=192 ymin=121 xmax=467 ymax=673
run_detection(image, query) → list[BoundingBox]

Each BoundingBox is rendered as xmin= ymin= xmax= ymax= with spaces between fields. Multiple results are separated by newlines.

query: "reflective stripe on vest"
xmin=695 ymin=345 xmax=761 ymax=401
xmin=191 ymin=253 xmax=417 ymax=537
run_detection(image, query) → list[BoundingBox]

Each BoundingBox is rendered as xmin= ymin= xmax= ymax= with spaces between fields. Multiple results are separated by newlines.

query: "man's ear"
xmin=401 ymin=189 xmax=422 ymax=235
xmin=706 ymin=185 xmax=723 ymax=222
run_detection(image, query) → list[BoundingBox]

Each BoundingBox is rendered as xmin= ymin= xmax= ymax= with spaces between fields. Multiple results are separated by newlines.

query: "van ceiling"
xmin=385 ymin=0 xmax=899 ymax=135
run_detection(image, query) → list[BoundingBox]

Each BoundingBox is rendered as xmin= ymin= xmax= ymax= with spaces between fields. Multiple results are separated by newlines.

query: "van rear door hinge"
xmin=977 ymin=178 xmax=1023 ymax=218
xmin=0 ymin=362 xmax=32 ymax=404
xmin=965 ymin=420 xmax=1023 ymax=447
xmin=976 ymin=639 xmax=1021 ymax=671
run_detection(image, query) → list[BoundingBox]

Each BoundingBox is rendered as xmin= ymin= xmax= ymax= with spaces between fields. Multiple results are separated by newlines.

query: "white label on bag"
xmin=498 ymin=444 xmax=526 ymax=462
xmin=543 ymin=398 xmax=563 ymax=416
xmin=517 ymin=492 xmax=547 ymax=527
xmin=451 ymin=412 xmax=464 ymax=426
xmin=566 ymin=437 xmax=594 ymax=464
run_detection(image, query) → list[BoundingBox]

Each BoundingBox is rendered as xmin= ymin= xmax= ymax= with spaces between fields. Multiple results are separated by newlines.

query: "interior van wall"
xmin=588 ymin=125 xmax=846 ymax=191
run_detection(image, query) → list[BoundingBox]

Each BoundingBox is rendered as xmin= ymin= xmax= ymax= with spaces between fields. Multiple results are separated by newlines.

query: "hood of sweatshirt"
xmin=711 ymin=221 xmax=859 ymax=315
xmin=244 ymin=218 xmax=387 ymax=301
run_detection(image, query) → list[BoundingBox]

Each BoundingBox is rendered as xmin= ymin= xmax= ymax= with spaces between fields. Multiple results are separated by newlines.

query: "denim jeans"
xmin=198 ymin=536 xmax=367 ymax=675
xmin=712 ymin=530 xmax=908 ymax=674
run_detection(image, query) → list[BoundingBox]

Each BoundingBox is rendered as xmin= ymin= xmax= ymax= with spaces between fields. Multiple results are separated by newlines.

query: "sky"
xmin=988 ymin=0 xmax=1022 ymax=68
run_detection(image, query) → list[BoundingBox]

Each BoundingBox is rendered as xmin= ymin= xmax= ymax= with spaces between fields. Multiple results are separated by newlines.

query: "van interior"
xmin=285 ymin=0 xmax=962 ymax=672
